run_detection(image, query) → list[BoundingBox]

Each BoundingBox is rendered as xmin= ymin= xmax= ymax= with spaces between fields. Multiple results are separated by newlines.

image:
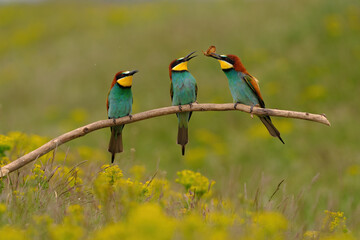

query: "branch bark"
xmin=0 ymin=103 xmax=330 ymax=177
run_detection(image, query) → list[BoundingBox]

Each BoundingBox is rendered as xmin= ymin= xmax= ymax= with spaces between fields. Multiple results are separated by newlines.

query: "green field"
xmin=1 ymin=0 xmax=360 ymax=239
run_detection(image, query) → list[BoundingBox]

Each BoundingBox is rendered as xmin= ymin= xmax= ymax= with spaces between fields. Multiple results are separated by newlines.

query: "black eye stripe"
xmin=116 ymin=73 xmax=131 ymax=80
xmin=223 ymin=57 xmax=234 ymax=64
xmin=171 ymin=60 xmax=182 ymax=68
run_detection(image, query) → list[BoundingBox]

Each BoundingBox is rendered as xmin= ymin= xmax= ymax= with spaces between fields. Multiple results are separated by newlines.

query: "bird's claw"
xmin=189 ymin=103 xmax=193 ymax=108
xmin=178 ymin=105 xmax=182 ymax=111
xmin=128 ymin=114 xmax=133 ymax=120
xmin=234 ymin=103 xmax=238 ymax=109
xmin=112 ymin=119 xmax=116 ymax=124
xmin=250 ymin=105 xmax=254 ymax=113
xmin=250 ymin=105 xmax=254 ymax=118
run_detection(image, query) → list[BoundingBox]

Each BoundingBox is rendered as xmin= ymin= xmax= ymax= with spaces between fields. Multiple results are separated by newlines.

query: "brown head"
xmin=207 ymin=53 xmax=249 ymax=74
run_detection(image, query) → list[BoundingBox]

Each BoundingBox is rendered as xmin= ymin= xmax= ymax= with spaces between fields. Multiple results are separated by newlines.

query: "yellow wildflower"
xmin=176 ymin=170 xmax=215 ymax=200
xmin=322 ymin=210 xmax=348 ymax=233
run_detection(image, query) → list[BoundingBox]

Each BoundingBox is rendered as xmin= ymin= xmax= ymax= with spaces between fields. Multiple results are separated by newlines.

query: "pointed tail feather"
xmin=259 ymin=116 xmax=285 ymax=144
xmin=108 ymin=126 xmax=124 ymax=162
xmin=177 ymin=126 xmax=188 ymax=155
xmin=177 ymin=112 xmax=190 ymax=155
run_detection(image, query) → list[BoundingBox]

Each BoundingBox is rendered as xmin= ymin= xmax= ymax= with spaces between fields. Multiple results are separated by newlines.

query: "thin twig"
xmin=268 ymin=179 xmax=285 ymax=202
xmin=0 ymin=103 xmax=330 ymax=177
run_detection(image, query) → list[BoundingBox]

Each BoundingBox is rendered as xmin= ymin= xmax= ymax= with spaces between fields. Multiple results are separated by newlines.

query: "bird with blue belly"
xmin=107 ymin=70 xmax=138 ymax=163
xmin=206 ymin=49 xmax=284 ymax=144
xmin=169 ymin=51 xmax=198 ymax=155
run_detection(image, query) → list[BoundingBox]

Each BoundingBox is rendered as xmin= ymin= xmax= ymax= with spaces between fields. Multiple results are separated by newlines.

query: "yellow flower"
xmin=91 ymin=222 xmax=127 ymax=240
xmin=0 ymin=134 xmax=11 ymax=157
xmin=99 ymin=164 xmax=123 ymax=185
xmin=50 ymin=205 xmax=84 ymax=240
xmin=244 ymin=211 xmax=288 ymax=240
xmin=0 ymin=226 xmax=26 ymax=240
xmin=322 ymin=210 xmax=348 ymax=233
xmin=319 ymin=233 xmax=356 ymax=240
xmin=93 ymin=165 xmax=123 ymax=203
xmin=303 ymin=230 xmax=319 ymax=240
xmin=146 ymin=178 xmax=170 ymax=201
xmin=176 ymin=170 xmax=215 ymax=200
xmin=126 ymin=203 xmax=176 ymax=240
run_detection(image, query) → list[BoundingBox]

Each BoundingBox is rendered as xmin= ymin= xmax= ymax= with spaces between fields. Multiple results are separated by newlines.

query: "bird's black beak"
xmin=208 ymin=53 xmax=222 ymax=60
xmin=129 ymin=70 xmax=138 ymax=76
xmin=184 ymin=51 xmax=197 ymax=61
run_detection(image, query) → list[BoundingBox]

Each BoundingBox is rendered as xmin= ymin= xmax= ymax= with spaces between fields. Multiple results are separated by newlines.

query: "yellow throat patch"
xmin=172 ymin=62 xmax=188 ymax=71
xmin=117 ymin=76 xmax=133 ymax=87
xmin=218 ymin=60 xmax=233 ymax=70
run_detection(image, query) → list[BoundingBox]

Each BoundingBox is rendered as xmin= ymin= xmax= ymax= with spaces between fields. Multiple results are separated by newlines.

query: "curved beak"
xmin=184 ymin=51 xmax=197 ymax=61
xmin=208 ymin=53 xmax=222 ymax=60
xmin=129 ymin=70 xmax=138 ymax=75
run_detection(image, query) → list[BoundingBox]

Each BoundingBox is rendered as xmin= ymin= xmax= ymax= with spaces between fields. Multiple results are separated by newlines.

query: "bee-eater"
xmin=169 ymin=51 xmax=198 ymax=155
xmin=207 ymin=53 xmax=284 ymax=144
xmin=107 ymin=70 xmax=138 ymax=163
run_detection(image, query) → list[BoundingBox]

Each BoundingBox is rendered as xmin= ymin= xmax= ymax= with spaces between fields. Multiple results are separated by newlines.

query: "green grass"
xmin=0 ymin=0 xmax=360 ymax=238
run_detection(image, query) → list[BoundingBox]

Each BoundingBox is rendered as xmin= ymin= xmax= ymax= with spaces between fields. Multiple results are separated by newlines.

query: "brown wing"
xmin=106 ymin=89 xmax=110 ymax=113
xmin=195 ymin=82 xmax=198 ymax=100
xmin=242 ymin=74 xmax=265 ymax=108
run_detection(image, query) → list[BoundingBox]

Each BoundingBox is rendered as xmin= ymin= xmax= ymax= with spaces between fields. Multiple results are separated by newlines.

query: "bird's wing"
xmin=242 ymin=74 xmax=265 ymax=108
xmin=195 ymin=82 xmax=198 ymax=100
xmin=106 ymin=89 xmax=111 ymax=112
xmin=170 ymin=81 xmax=174 ymax=101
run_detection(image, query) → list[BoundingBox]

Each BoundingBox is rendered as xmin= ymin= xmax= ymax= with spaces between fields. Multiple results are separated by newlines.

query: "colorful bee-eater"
xmin=169 ymin=51 xmax=198 ymax=155
xmin=107 ymin=70 xmax=138 ymax=163
xmin=207 ymin=53 xmax=284 ymax=144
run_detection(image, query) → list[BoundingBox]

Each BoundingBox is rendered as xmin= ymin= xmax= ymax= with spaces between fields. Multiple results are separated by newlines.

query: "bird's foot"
xmin=189 ymin=102 xmax=193 ymax=108
xmin=234 ymin=102 xmax=239 ymax=109
xmin=178 ymin=105 xmax=182 ymax=111
xmin=112 ymin=118 xmax=116 ymax=124
xmin=250 ymin=105 xmax=254 ymax=113
xmin=250 ymin=105 xmax=255 ymax=118
xmin=128 ymin=114 xmax=133 ymax=120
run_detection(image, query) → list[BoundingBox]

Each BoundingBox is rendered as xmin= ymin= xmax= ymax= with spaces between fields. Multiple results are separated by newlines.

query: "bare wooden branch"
xmin=0 ymin=103 xmax=330 ymax=177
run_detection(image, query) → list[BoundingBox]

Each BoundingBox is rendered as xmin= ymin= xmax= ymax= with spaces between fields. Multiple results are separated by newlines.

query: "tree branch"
xmin=0 ymin=103 xmax=330 ymax=177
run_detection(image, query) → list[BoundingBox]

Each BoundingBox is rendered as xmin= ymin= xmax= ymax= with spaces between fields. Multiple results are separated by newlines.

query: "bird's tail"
xmin=178 ymin=127 xmax=188 ymax=155
xmin=177 ymin=112 xmax=189 ymax=155
xmin=108 ymin=125 xmax=124 ymax=163
xmin=259 ymin=116 xmax=285 ymax=144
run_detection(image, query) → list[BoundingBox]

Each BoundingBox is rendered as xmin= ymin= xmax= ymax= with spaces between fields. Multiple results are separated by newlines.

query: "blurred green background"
xmin=0 ymin=0 xmax=359 ymax=232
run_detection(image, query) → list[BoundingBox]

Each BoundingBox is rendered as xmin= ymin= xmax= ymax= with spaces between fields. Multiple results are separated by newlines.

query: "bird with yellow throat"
xmin=169 ymin=51 xmax=198 ymax=155
xmin=107 ymin=70 xmax=138 ymax=163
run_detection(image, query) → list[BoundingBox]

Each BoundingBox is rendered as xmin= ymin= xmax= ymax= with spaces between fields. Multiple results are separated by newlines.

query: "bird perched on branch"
xmin=107 ymin=70 xmax=138 ymax=163
xmin=205 ymin=48 xmax=284 ymax=144
xmin=169 ymin=51 xmax=198 ymax=155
